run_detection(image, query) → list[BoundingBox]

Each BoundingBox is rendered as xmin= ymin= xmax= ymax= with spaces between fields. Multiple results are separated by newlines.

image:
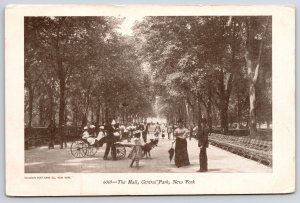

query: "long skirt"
xmin=128 ymin=146 xmax=143 ymax=160
xmin=175 ymin=138 xmax=190 ymax=167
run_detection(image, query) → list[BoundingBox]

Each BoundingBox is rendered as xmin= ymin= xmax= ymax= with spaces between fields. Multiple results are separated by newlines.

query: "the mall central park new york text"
xmin=103 ymin=179 xmax=195 ymax=185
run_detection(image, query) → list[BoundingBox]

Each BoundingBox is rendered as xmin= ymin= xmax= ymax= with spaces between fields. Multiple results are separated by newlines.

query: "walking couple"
xmin=173 ymin=119 xmax=209 ymax=172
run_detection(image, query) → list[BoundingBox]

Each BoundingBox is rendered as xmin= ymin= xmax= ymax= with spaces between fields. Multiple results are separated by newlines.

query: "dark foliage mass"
xmin=25 ymin=16 xmax=271 ymax=140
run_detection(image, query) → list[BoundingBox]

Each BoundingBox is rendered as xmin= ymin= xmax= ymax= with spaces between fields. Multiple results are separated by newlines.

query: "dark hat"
xmin=177 ymin=118 xmax=184 ymax=123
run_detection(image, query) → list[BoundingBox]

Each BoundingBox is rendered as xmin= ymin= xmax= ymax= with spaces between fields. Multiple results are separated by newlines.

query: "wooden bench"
xmin=208 ymin=133 xmax=272 ymax=166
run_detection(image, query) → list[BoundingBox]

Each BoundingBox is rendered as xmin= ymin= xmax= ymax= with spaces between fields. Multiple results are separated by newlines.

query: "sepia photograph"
xmin=5 ymin=5 xmax=294 ymax=196
xmin=24 ymin=15 xmax=272 ymax=173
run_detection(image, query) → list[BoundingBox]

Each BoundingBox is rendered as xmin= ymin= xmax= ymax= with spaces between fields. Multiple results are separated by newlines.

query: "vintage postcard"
xmin=5 ymin=5 xmax=295 ymax=196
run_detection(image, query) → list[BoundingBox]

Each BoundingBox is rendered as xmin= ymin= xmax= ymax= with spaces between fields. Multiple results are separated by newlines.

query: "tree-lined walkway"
xmin=25 ymin=131 xmax=271 ymax=173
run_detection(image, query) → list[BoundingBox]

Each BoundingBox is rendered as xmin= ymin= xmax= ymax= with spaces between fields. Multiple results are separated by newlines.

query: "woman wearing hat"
xmin=173 ymin=119 xmax=190 ymax=167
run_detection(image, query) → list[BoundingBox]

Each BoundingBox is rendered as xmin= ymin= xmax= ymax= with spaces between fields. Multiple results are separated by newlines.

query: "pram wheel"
xmin=86 ymin=146 xmax=98 ymax=156
xmin=70 ymin=140 xmax=88 ymax=158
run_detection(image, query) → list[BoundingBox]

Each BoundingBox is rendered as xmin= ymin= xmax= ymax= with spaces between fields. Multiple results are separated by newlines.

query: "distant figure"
xmin=47 ymin=120 xmax=56 ymax=149
xmin=141 ymin=122 xmax=149 ymax=143
xmin=161 ymin=129 xmax=165 ymax=139
xmin=174 ymin=119 xmax=190 ymax=168
xmin=60 ymin=124 xmax=67 ymax=149
xmin=154 ymin=122 xmax=161 ymax=138
xmin=197 ymin=119 xmax=209 ymax=172
xmin=167 ymin=124 xmax=173 ymax=140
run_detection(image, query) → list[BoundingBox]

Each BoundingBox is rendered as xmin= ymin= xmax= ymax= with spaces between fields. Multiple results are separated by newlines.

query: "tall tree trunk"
xmin=185 ymin=100 xmax=191 ymax=127
xmin=27 ymin=86 xmax=34 ymax=128
xmin=217 ymin=70 xmax=232 ymax=134
xmin=58 ymin=76 xmax=66 ymax=148
xmin=249 ymin=75 xmax=257 ymax=137
xmin=55 ymin=17 xmax=66 ymax=148
xmin=38 ymin=95 xmax=45 ymax=126
xmin=96 ymin=98 xmax=101 ymax=125
xmin=207 ymin=85 xmax=212 ymax=131
xmin=244 ymin=17 xmax=270 ymax=137
xmin=220 ymin=101 xmax=229 ymax=134
xmin=105 ymin=107 xmax=109 ymax=123
xmin=49 ymin=85 xmax=54 ymax=122
xmin=197 ymin=95 xmax=202 ymax=136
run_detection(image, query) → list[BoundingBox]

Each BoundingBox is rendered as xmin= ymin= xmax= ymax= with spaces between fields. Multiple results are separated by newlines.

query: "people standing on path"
xmin=103 ymin=119 xmax=117 ymax=160
xmin=197 ymin=119 xmax=209 ymax=172
xmin=47 ymin=120 xmax=56 ymax=149
xmin=174 ymin=119 xmax=190 ymax=168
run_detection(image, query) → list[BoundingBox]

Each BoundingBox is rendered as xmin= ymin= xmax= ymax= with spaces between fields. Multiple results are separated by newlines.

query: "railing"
xmin=191 ymin=128 xmax=272 ymax=140
xmin=208 ymin=133 xmax=272 ymax=166
xmin=25 ymin=126 xmax=82 ymax=149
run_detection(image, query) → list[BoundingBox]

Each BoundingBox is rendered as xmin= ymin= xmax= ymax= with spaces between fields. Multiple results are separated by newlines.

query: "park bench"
xmin=208 ymin=133 xmax=272 ymax=166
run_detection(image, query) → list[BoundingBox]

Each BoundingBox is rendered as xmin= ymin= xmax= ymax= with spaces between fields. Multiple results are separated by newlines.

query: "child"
xmin=128 ymin=138 xmax=143 ymax=168
xmin=162 ymin=129 xmax=165 ymax=139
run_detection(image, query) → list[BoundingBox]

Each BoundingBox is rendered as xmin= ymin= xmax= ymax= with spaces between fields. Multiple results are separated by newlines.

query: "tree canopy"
xmin=25 ymin=16 xmax=272 ymax=140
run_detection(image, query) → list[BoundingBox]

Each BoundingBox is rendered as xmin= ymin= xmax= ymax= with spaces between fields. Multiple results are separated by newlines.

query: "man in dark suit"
xmin=141 ymin=122 xmax=148 ymax=143
xmin=47 ymin=120 xmax=56 ymax=149
xmin=103 ymin=119 xmax=117 ymax=160
xmin=197 ymin=119 xmax=209 ymax=172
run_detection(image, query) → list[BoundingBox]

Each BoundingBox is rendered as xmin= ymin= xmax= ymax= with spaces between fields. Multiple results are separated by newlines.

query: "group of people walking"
xmin=46 ymin=118 xmax=209 ymax=172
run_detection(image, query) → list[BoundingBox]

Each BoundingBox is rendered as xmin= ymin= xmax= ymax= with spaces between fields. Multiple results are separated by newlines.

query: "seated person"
xmin=82 ymin=125 xmax=97 ymax=145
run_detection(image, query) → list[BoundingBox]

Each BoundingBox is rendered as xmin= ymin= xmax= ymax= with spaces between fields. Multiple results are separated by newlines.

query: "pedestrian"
xmin=128 ymin=137 xmax=143 ymax=168
xmin=103 ymin=119 xmax=117 ymax=160
xmin=167 ymin=124 xmax=173 ymax=140
xmin=173 ymin=119 xmax=190 ymax=168
xmin=142 ymin=121 xmax=148 ymax=143
xmin=60 ymin=124 xmax=67 ymax=149
xmin=47 ymin=120 xmax=56 ymax=149
xmin=189 ymin=124 xmax=194 ymax=141
xmin=197 ymin=119 xmax=209 ymax=172
xmin=154 ymin=122 xmax=161 ymax=138
xmin=161 ymin=129 xmax=165 ymax=139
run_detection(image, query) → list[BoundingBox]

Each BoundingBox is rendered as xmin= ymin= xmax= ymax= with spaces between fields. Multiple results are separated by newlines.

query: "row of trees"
xmin=133 ymin=16 xmax=272 ymax=137
xmin=25 ymin=17 xmax=154 ymax=136
xmin=25 ymin=16 xmax=272 ymax=140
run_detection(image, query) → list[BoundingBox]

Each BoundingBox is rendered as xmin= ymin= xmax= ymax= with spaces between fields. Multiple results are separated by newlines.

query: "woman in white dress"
xmin=173 ymin=120 xmax=190 ymax=167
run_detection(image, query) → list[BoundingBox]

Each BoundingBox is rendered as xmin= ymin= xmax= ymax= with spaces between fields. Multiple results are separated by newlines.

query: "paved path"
xmin=25 ymin=127 xmax=271 ymax=173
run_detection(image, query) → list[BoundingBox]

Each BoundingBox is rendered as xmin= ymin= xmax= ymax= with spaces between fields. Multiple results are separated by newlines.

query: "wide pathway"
xmin=25 ymin=128 xmax=271 ymax=173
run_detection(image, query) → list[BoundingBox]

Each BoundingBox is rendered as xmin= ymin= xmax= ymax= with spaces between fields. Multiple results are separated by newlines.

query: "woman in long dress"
xmin=174 ymin=120 xmax=190 ymax=167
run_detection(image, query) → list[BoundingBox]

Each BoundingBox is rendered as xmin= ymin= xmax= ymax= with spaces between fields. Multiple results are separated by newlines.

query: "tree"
xmin=243 ymin=16 xmax=271 ymax=137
